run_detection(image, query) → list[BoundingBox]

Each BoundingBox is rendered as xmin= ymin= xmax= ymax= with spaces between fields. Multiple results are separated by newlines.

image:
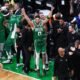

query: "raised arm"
xmin=43 ymin=6 xmax=55 ymax=25
xmin=70 ymin=0 xmax=74 ymax=15
xmin=21 ymin=8 xmax=34 ymax=28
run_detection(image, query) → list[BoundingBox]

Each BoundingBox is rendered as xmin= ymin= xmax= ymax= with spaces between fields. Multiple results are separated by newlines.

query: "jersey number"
xmin=38 ymin=32 xmax=42 ymax=36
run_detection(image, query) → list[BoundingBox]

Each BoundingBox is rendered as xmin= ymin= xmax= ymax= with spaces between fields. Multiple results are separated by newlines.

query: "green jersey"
xmin=0 ymin=13 xmax=4 ymax=29
xmin=33 ymin=20 xmax=47 ymax=53
xmin=16 ymin=15 xmax=22 ymax=24
xmin=33 ymin=20 xmax=46 ymax=43
xmin=8 ymin=14 xmax=22 ymax=31
xmin=8 ymin=14 xmax=17 ymax=31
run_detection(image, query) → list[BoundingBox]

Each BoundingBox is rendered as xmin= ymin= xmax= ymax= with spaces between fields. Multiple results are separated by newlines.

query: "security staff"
xmin=52 ymin=47 xmax=70 ymax=80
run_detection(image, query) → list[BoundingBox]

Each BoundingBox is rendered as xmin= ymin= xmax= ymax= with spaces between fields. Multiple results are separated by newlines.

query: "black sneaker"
xmin=42 ymin=69 xmax=46 ymax=76
xmin=37 ymin=69 xmax=40 ymax=77
xmin=23 ymin=68 xmax=29 ymax=74
xmin=29 ymin=68 xmax=35 ymax=72
xmin=45 ymin=64 xmax=49 ymax=71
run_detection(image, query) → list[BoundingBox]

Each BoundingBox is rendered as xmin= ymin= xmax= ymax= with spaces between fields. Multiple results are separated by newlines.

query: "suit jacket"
xmin=21 ymin=28 xmax=33 ymax=49
xmin=15 ymin=9 xmax=21 ymax=15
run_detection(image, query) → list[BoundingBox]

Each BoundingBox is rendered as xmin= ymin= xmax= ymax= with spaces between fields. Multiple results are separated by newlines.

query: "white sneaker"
xmin=16 ymin=63 xmax=24 ymax=67
xmin=45 ymin=64 xmax=49 ymax=71
xmin=45 ymin=67 xmax=49 ymax=71
xmin=1 ymin=57 xmax=6 ymax=60
xmin=34 ymin=68 xmax=39 ymax=71
xmin=16 ymin=64 xmax=20 ymax=67
xmin=20 ymin=63 xmax=24 ymax=66
xmin=2 ymin=60 xmax=12 ymax=64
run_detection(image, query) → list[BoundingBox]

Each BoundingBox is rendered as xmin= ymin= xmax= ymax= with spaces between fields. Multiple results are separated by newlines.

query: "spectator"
xmin=65 ymin=40 xmax=80 ymax=80
xmin=71 ymin=12 xmax=80 ymax=32
xmin=67 ymin=24 xmax=79 ymax=45
xmin=51 ymin=12 xmax=62 ymax=57
xmin=53 ymin=16 xmax=69 ymax=54
xmin=55 ymin=0 xmax=71 ymax=21
xmin=14 ymin=2 xmax=21 ymax=15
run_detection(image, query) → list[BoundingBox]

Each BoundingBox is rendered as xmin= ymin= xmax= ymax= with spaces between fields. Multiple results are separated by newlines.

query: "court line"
xmin=3 ymin=69 xmax=41 ymax=80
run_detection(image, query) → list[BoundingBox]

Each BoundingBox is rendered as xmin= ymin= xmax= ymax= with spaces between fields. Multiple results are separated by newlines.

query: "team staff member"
xmin=52 ymin=47 xmax=70 ymax=80
xmin=16 ymin=27 xmax=23 ymax=68
xmin=21 ymin=20 xmax=33 ymax=74
xmin=67 ymin=40 xmax=80 ymax=80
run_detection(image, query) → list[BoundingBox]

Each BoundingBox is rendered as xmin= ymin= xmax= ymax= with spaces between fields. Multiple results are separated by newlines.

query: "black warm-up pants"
xmin=22 ymin=47 xmax=32 ymax=71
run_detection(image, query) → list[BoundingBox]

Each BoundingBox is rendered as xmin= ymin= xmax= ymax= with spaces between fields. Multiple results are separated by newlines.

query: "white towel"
xmin=11 ymin=23 xmax=17 ymax=39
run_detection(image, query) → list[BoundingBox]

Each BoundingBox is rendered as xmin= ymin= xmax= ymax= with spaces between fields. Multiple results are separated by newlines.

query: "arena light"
xmin=36 ymin=1 xmax=41 ymax=5
xmin=39 ymin=10 xmax=50 ymax=16
xmin=28 ymin=0 xmax=31 ymax=2
xmin=46 ymin=3 xmax=52 ymax=8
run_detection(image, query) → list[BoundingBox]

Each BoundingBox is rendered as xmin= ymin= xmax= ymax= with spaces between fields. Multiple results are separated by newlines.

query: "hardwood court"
xmin=0 ymin=69 xmax=38 ymax=80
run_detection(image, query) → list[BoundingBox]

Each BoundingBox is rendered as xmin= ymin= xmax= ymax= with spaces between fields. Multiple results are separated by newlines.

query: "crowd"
xmin=0 ymin=0 xmax=80 ymax=80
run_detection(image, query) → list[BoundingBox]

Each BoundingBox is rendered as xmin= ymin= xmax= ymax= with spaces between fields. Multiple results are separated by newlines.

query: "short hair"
xmin=34 ymin=15 xmax=40 ymax=19
xmin=55 ymin=12 xmax=63 ymax=20
xmin=15 ymin=2 xmax=22 ymax=8
xmin=22 ymin=19 xmax=28 ymax=26
xmin=34 ymin=12 xmax=40 ymax=19
xmin=58 ymin=47 xmax=65 ymax=52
